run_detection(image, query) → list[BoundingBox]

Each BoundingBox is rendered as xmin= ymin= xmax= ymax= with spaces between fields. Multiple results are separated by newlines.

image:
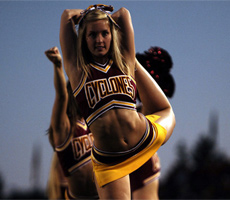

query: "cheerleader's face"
xmin=85 ymin=19 xmax=112 ymax=63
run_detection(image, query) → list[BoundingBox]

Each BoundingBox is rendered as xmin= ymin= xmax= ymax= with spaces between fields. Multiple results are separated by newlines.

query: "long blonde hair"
xmin=76 ymin=9 xmax=130 ymax=77
xmin=47 ymin=153 xmax=67 ymax=199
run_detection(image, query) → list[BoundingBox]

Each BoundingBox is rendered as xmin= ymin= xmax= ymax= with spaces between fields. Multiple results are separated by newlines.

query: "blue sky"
xmin=0 ymin=0 xmax=230 ymax=195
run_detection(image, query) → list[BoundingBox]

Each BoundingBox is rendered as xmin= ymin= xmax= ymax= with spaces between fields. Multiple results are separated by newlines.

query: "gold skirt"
xmin=91 ymin=114 xmax=166 ymax=187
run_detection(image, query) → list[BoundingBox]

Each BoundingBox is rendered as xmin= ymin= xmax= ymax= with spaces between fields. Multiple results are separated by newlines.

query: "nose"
xmin=96 ymin=34 xmax=103 ymax=43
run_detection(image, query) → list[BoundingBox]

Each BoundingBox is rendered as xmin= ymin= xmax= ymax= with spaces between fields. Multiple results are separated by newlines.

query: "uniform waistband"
xmin=92 ymin=116 xmax=154 ymax=165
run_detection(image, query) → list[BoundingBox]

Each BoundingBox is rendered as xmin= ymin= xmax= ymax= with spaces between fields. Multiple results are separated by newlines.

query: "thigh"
xmin=95 ymin=174 xmax=131 ymax=199
xmin=132 ymin=179 xmax=159 ymax=200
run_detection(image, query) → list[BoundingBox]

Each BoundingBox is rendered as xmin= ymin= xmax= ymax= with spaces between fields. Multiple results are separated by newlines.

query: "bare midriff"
xmin=90 ymin=108 xmax=147 ymax=152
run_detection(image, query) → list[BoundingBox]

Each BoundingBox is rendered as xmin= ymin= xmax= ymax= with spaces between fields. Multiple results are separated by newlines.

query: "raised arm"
xmin=59 ymin=9 xmax=83 ymax=78
xmin=45 ymin=46 xmax=70 ymax=146
xmin=112 ymin=7 xmax=136 ymax=73
xmin=135 ymin=59 xmax=176 ymax=144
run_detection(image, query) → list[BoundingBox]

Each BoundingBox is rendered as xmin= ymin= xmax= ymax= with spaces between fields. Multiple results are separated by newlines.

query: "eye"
xmin=102 ymin=31 xmax=109 ymax=37
xmin=89 ymin=32 xmax=96 ymax=39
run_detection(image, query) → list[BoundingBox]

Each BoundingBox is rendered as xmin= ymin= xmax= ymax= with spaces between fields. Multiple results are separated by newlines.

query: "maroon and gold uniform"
xmin=91 ymin=114 xmax=166 ymax=187
xmin=55 ymin=120 xmax=94 ymax=176
xmin=72 ymin=59 xmax=166 ymax=187
xmin=73 ymin=59 xmax=137 ymax=126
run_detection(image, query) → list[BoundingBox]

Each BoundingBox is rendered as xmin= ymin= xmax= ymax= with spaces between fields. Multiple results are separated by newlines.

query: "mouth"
xmin=95 ymin=46 xmax=105 ymax=51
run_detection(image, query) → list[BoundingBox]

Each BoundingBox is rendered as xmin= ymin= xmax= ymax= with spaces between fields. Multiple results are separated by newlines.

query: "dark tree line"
xmin=159 ymin=113 xmax=230 ymax=199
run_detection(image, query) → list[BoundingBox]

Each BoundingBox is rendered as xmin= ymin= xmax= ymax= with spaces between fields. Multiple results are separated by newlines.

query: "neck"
xmin=92 ymin=56 xmax=109 ymax=65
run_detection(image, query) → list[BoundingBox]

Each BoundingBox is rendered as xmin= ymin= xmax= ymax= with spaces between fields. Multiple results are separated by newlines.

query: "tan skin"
xmin=60 ymin=7 xmax=175 ymax=199
xmin=45 ymin=47 xmax=165 ymax=199
xmin=46 ymin=47 xmax=161 ymax=200
xmin=45 ymin=47 xmax=97 ymax=198
xmin=135 ymin=58 xmax=176 ymax=145
xmin=133 ymin=180 xmax=159 ymax=200
xmin=86 ymin=20 xmax=112 ymax=63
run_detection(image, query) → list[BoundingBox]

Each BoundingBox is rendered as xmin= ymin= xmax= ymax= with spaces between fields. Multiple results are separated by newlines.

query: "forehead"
xmin=86 ymin=20 xmax=111 ymax=32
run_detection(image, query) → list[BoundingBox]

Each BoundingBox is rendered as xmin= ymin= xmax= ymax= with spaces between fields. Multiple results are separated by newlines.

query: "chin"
xmin=97 ymin=53 xmax=107 ymax=58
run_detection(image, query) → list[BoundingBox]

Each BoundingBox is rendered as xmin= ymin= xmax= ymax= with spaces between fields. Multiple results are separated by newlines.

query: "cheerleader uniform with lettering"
xmin=73 ymin=60 xmax=166 ymax=187
xmin=55 ymin=120 xmax=98 ymax=199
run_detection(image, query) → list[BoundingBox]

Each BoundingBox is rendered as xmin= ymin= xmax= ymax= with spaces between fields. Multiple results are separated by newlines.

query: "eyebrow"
xmin=88 ymin=29 xmax=109 ymax=34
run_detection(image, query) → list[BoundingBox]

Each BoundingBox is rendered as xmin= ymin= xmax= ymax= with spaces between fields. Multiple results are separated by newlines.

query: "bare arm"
xmin=59 ymin=9 xmax=83 ymax=79
xmin=45 ymin=47 xmax=70 ymax=146
xmin=135 ymin=59 xmax=176 ymax=144
xmin=112 ymin=7 xmax=136 ymax=73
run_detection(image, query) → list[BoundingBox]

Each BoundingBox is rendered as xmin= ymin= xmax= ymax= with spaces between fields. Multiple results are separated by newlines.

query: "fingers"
xmin=45 ymin=46 xmax=62 ymax=66
xmin=45 ymin=46 xmax=59 ymax=57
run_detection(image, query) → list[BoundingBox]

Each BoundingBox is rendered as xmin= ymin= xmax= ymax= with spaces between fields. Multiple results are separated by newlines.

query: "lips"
xmin=95 ymin=46 xmax=105 ymax=50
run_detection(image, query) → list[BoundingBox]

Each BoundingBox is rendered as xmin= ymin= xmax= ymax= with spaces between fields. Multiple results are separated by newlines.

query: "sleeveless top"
xmin=55 ymin=120 xmax=94 ymax=177
xmin=73 ymin=59 xmax=137 ymax=126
